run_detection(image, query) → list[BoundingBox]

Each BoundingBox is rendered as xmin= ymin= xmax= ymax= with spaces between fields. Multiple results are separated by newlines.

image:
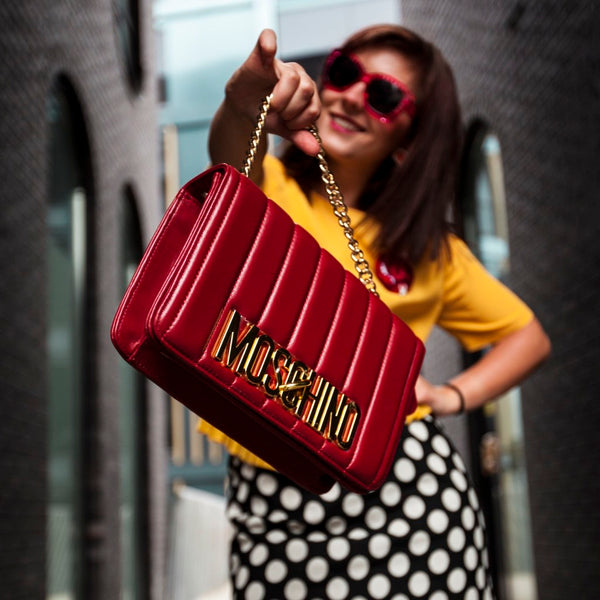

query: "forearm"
xmin=448 ymin=317 xmax=551 ymax=411
xmin=417 ymin=317 xmax=551 ymax=415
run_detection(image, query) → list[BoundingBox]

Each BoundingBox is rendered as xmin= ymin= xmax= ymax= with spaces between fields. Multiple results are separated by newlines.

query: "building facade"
xmin=400 ymin=2 xmax=600 ymax=598
xmin=0 ymin=1 xmax=166 ymax=599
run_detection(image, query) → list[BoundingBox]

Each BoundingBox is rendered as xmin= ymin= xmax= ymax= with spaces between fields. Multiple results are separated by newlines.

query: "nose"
xmin=341 ymin=81 xmax=366 ymax=114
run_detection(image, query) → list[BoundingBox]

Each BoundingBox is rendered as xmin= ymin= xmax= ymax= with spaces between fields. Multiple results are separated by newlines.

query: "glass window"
xmin=46 ymin=77 xmax=92 ymax=600
xmin=461 ymin=123 xmax=538 ymax=600
xmin=161 ymin=124 xmax=228 ymax=493
xmin=461 ymin=127 xmax=510 ymax=280
xmin=118 ymin=188 xmax=148 ymax=600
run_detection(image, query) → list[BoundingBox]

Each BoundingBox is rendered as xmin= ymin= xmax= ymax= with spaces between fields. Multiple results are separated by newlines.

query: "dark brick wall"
xmin=0 ymin=1 xmax=165 ymax=599
xmin=0 ymin=5 xmax=53 ymax=598
xmin=403 ymin=1 xmax=600 ymax=598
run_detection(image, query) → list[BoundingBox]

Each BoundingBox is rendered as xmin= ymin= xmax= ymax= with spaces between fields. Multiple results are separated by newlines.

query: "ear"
xmin=392 ymin=147 xmax=409 ymax=165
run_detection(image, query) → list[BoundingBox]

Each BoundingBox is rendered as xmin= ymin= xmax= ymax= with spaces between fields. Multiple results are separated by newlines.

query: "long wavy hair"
xmin=280 ymin=25 xmax=463 ymax=265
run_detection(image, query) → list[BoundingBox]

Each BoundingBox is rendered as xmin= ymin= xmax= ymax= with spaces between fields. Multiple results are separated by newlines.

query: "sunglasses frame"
xmin=322 ymin=49 xmax=416 ymax=123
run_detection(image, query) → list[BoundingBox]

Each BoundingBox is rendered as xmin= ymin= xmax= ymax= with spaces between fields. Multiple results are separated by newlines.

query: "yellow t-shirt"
xmin=198 ymin=154 xmax=533 ymax=469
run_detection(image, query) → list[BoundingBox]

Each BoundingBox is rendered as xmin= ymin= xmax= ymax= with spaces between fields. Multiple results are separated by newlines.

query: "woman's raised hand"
xmin=226 ymin=29 xmax=321 ymax=156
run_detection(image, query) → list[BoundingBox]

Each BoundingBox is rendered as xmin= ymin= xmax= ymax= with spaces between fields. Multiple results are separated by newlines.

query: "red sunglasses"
xmin=322 ymin=49 xmax=416 ymax=123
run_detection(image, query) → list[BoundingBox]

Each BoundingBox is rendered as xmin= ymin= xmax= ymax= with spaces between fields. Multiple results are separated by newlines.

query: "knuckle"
xmin=307 ymin=106 xmax=320 ymax=121
xmin=299 ymin=81 xmax=316 ymax=100
xmin=289 ymin=70 xmax=301 ymax=86
xmin=282 ymin=64 xmax=301 ymax=83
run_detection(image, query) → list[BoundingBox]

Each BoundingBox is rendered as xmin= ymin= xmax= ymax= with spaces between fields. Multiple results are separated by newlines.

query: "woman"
xmin=201 ymin=25 xmax=551 ymax=599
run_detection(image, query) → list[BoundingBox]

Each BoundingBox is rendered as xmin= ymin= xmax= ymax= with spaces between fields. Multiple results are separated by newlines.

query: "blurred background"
xmin=0 ymin=0 xmax=598 ymax=599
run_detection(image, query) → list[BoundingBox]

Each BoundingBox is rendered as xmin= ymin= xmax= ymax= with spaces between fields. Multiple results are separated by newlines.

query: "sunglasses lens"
xmin=326 ymin=54 xmax=361 ymax=89
xmin=367 ymin=78 xmax=403 ymax=116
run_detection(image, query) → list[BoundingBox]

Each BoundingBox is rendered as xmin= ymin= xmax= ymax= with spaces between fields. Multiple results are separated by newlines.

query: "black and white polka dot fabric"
xmin=225 ymin=416 xmax=494 ymax=599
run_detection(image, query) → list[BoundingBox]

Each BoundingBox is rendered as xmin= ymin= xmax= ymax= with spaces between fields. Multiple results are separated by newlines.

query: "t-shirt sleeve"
xmin=437 ymin=236 xmax=534 ymax=351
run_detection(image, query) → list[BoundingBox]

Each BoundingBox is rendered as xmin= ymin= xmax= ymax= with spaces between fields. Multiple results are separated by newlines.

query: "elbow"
xmin=538 ymin=330 xmax=552 ymax=364
xmin=530 ymin=317 xmax=552 ymax=367
xmin=542 ymin=330 xmax=552 ymax=362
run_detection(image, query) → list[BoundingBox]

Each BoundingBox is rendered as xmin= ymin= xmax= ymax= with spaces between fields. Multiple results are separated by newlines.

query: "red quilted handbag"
xmin=111 ymin=97 xmax=425 ymax=494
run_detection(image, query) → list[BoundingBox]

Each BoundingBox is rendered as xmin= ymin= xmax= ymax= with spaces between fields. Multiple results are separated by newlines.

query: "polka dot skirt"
xmin=225 ymin=416 xmax=495 ymax=600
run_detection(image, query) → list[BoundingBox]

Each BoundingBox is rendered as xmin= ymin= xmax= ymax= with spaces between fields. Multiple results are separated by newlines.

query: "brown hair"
xmin=280 ymin=24 xmax=464 ymax=265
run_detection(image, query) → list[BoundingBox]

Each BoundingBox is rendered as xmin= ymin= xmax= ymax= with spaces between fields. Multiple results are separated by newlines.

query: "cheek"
xmin=382 ymin=116 xmax=413 ymax=149
xmin=319 ymin=88 xmax=338 ymax=109
xmin=371 ymin=122 xmax=404 ymax=154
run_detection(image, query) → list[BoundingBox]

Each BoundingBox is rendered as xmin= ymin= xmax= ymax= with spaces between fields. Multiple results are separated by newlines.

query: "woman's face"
xmin=317 ymin=47 xmax=418 ymax=174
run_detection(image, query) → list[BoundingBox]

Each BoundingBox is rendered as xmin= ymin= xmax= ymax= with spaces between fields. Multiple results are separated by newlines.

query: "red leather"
xmin=111 ymin=164 xmax=425 ymax=494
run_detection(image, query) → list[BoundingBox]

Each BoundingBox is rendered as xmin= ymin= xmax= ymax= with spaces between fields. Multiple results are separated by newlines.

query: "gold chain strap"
xmin=241 ymin=94 xmax=272 ymax=178
xmin=242 ymin=95 xmax=379 ymax=297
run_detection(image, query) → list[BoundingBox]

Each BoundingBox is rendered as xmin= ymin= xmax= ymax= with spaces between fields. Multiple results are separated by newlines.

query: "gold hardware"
xmin=241 ymin=94 xmax=272 ymax=178
xmin=211 ymin=308 xmax=360 ymax=450
xmin=242 ymin=95 xmax=379 ymax=297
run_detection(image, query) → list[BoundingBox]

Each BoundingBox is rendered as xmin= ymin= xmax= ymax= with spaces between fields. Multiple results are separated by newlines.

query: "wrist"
xmin=442 ymin=381 xmax=466 ymax=415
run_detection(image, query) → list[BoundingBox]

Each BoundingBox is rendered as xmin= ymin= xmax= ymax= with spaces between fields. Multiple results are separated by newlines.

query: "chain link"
xmin=242 ymin=95 xmax=379 ymax=297
xmin=242 ymin=94 xmax=272 ymax=178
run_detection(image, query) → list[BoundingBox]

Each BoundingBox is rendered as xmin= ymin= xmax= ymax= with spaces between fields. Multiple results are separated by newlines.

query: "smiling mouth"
xmin=330 ymin=113 xmax=365 ymax=133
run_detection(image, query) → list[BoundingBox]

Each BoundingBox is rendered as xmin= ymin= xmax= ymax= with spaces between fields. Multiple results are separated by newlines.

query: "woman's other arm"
xmin=417 ymin=317 xmax=551 ymax=415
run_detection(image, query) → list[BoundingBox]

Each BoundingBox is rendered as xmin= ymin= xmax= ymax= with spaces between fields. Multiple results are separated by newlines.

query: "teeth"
xmin=332 ymin=115 xmax=361 ymax=131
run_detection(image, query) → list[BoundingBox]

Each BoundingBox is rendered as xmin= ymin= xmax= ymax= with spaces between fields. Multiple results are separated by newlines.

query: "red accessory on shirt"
xmin=376 ymin=256 xmax=414 ymax=295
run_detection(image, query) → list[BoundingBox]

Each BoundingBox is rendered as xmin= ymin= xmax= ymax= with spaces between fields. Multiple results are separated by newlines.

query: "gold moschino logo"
xmin=211 ymin=309 xmax=360 ymax=450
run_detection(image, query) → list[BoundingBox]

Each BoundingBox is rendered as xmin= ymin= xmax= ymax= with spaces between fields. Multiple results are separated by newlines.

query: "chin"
xmin=321 ymin=136 xmax=370 ymax=164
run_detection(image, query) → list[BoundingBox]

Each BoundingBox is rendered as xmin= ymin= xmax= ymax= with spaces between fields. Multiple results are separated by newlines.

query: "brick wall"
xmin=0 ymin=2 xmax=166 ymax=598
xmin=403 ymin=1 xmax=600 ymax=598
